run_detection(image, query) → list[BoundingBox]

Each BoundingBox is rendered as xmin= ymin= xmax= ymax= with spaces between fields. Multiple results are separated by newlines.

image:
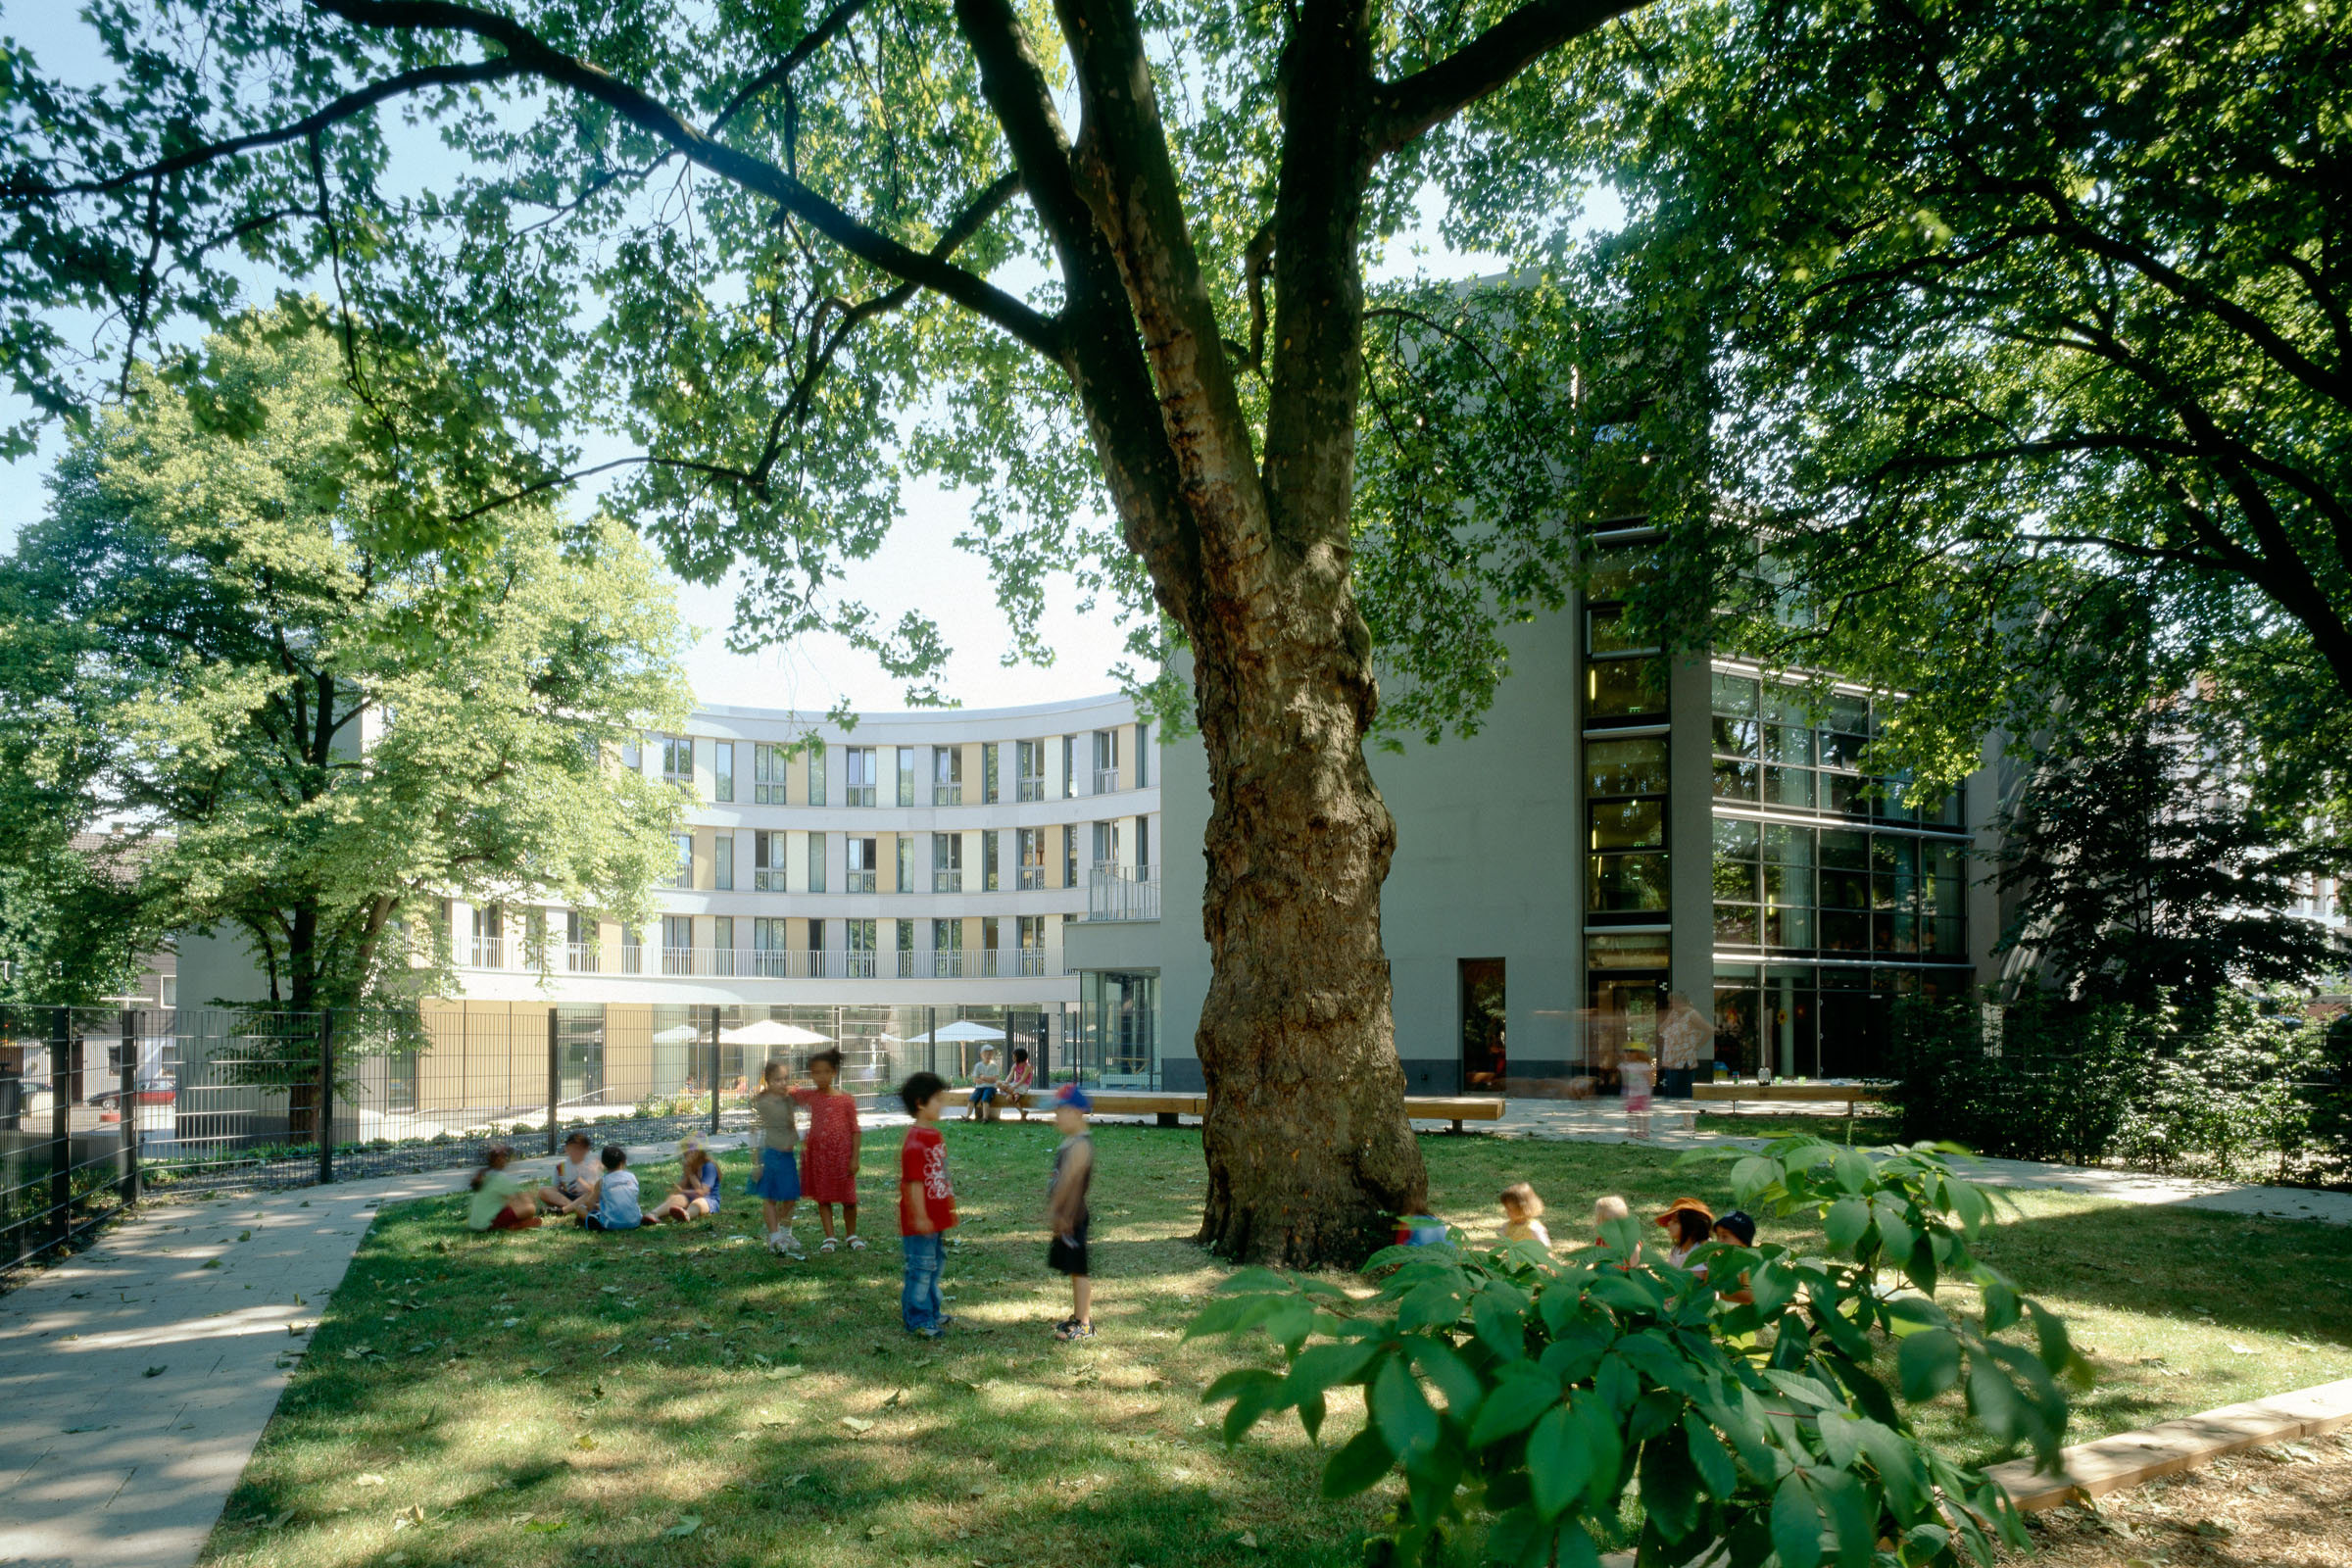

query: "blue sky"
xmin=0 ymin=6 xmax=1545 ymax=714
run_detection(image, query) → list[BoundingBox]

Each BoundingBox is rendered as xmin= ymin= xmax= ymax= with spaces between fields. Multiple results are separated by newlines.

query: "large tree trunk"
xmin=1190 ymin=579 xmax=1428 ymax=1263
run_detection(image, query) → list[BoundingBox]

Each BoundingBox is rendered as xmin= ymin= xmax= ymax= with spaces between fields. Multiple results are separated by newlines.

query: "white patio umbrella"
xmin=720 ymin=1017 xmax=835 ymax=1048
xmin=917 ymin=1018 xmax=1006 ymax=1045
xmin=651 ymin=1023 xmax=705 ymax=1045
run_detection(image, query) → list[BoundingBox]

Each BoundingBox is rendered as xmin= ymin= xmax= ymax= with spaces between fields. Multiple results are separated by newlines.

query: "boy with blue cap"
xmin=1046 ymin=1084 xmax=1095 ymax=1341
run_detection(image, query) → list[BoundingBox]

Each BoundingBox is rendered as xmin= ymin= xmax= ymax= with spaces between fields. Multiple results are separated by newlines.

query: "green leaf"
xmin=1406 ymin=1337 xmax=1482 ymax=1414
xmin=1397 ymin=1278 xmax=1466 ymax=1333
xmin=1730 ymin=1154 xmax=1777 ymax=1200
xmin=1822 ymin=1197 xmax=1869 ymax=1253
xmin=1684 ymin=1412 xmax=1739 ymax=1497
xmin=1473 ymin=1291 xmax=1526 ymax=1359
xmin=1320 ymin=1425 xmax=1395 ymax=1499
xmin=1288 ymin=1339 xmax=1383 ymax=1401
xmin=1854 ymin=1419 xmax=1929 ymax=1522
xmin=1746 ymin=1259 xmax=1798 ymax=1319
xmin=1896 ymin=1329 xmax=1962 ymax=1401
xmin=1586 ymin=1272 xmax=1661 ymax=1314
xmin=1218 ymin=1267 xmax=1294 ymax=1295
xmin=1771 ymin=1473 xmax=1824 ymax=1568
xmin=1873 ymin=1203 xmax=1915 ymax=1262
xmin=1902 ymin=1233 xmax=1940 ymax=1297
xmin=1224 ymin=1372 xmax=1292 ymax=1446
xmin=1817 ymin=1409 xmax=1863 ymax=1470
xmin=1298 ymin=1391 xmax=1328 ymax=1445
xmin=1982 ymin=1281 xmax=2020 ymax=1334
xmin=1639 ymin=1428 xmax=1702 ymax=1543
xmin=1831 ymin=1149 xmax=1872 ymax=1195
xmin=1571 ymin=1395 xmax=1627 ymax=1508
xmin=1262 ymin=1298 xmax=1317 ymax=1352
xmin=2029 ymin=1300 xmax=2074 ymax=1376
xmin=1202 ymin=1367 xmax=1283 ymax=1406
xmin=1525 ymin=1406 xmax=1591 ymax=1520
xmin=1370 ymin=1353 xmax=1439 ymax=1458
xmin=1469 ymin=1363 xmax=1561 ymax=1449
xmin=1184 ymin=1294 xmax=1281 ymax=1341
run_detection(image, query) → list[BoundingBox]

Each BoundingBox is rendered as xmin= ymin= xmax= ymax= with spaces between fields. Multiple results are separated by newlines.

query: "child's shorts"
xmin=748 ymin=1147 xmax=802 ymax=1201
xmin=582 ymin=1214 xmax=639 ymax=1232
xmin=490 ymin=1207 xmax=541 ymax=1231
xmin=1048 ymin=1223 xmax=1090 ymax=1277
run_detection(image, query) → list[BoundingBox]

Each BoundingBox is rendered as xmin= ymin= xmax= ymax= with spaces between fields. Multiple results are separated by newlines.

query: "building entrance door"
xmin=1459 ymin=958 xmax=1506 ymax=1093
xmin=1587 ymin=972 xmax=1667 ymax=1093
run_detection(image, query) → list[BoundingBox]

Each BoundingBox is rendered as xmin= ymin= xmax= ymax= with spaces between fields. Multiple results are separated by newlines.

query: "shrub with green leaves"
xmin=1189 ymin=1136 xmax=2086 ymax=1567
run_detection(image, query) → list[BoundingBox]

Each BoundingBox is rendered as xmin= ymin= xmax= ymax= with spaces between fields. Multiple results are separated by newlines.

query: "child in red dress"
xmin=792 ymin=1047 xmax=864 ymax=1252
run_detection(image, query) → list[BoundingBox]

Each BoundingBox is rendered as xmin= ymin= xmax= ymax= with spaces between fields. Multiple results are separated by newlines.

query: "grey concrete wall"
xmin=1158 ymin=613 xmax=1590 ymax=1095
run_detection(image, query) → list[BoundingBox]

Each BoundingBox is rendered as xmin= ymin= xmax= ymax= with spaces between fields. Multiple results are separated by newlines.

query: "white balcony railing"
xmin=468 ymin=937 xmax=507 ymax=968
xmin=1016 ymin=777 xmax=1044 ymax=802
xmin=516 ymin=945 xmax=1059 ymax=980
xmin=755 ymin=870 xmax=788 ymax=891
xmin=1093 ymin=767 xmax=1120 ymax=794
xmin=1088 ymin=863 xmax=1161 ymax=922
xmin=1018 ymin=866 xmax=1046 ymax=891
xmin=934 ymin=869 xmax=962 ymax=893
xmin=846 ymin=869 xmax=877 ymax=894
xmin=846 ymin=784 xmax=875 ymax=807
xmin=934 ymin=784 xmax=962 ymax=806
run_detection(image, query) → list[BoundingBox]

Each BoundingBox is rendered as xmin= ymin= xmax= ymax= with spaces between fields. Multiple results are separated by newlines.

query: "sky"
xmin=0 ymin=6 xmax=1566 ymax=716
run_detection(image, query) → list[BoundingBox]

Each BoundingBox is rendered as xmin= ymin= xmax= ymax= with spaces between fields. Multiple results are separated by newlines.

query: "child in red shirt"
xmin=897 ymin=1071 xmax=956 ymax=1337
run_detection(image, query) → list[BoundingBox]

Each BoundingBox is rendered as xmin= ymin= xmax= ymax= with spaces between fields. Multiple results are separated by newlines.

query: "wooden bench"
xmin=941 ymin=1088 xmax=1506 ymax=1132
xmin=1690 ymin=1082 xmax=1886 ymax=1105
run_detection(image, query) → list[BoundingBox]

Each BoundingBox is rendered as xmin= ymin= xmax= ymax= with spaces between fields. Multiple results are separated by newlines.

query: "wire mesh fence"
xmin=2 ymin=998 xmax=1107 ymax=1270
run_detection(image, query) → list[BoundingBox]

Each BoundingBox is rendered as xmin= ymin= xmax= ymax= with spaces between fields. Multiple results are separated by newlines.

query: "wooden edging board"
xmin=1985 ymin=1377 xmax=2352 ymax=1511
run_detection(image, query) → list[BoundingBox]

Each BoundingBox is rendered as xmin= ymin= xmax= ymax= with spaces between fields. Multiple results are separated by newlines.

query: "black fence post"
xmin=119 ymin=1007 xmax=139 ymax=1205
xmin=316 ymin=1011 xmax=335 ymax=1187
xmin=49 ymin=1006 xmax=72 ymax=1250
xmin=708 ymin=1004 xmax=721 ymax=1135
xmin=546 ymin=1008 xmax=562 ymax=1156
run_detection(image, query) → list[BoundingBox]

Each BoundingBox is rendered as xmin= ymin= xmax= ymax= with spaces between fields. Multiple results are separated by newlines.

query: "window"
xmin=1093 ymin=729 xmax=1119 ymax=794
xmin=713 ymin=741 xmax=735 ymax=803
xmin=662 ymin=913 xmax=694 ymax=974
xmin=896 ymin=916 xmax=916 ymax=977
xmin=897 ymin=747 xmax=916 ymax=807
xmin=1137 ymin=814 xmax=1151 ymax=873
xmin=1583 ymin=536 xmax=1669 ymax=726
xmin=1586 ymin=734 xmax=1669 ymax=915
xmin=847 ymin=836 xmax=878 ymax=894
xmin=982 ymin=828 xmax=1000 ymax=892
xmin=1017 ymin=827 xmax=1046 ymax=890
xmin=1063 ymin=824 xmax=1078 ymax=886
xmin=1062 ymin=736 xmax=1076 ymax=798
xmin=565 ymin=909 xmax=594 ymax=973
xmin=934 ymin=915 xmax=963 ymax=976
xmin=806 ymin=918 xmax=825 ymax=976
xmin=934 ymin=832 xmax=963 ymax=892
xmin=806 ymin=739 xmax=826 ymax=806
xmin=714 ymin=834 xmax=735 ymax=891
xmin=896 ymin=834 xmax=916 ymax=894
xmin=711 ymin=915 xmax=735 ymax=975
xmin=662 ymin=735 xmax=694 ymax=783
xmin=807 ymin=831 xmax=827 ymax=894
xmin=1092 ymin=819 xmax=1120 ymax=870
xmin=753 ymin=917 xmax=790 ymax=976
xmin=1136 ymin=721 xmax=1150 ymax=787
xmin=754 ymin=743 xmax=789 ymax=805
xmin=622 ymin=924 xmax=643 ymax=974
xmin=846 ymin=747 xmax=877 ymax=807
xmin=754 ymin=830 xmax=788 ymax=891
xmin=1711 ymin=816 xmax=1967 ymax=959
xmin=983 ymin=742 xmax=1000 ymax=804
xmin=1017 ymin=913 xmax=1048 ymax=976
xmin=669 ymin=832 xmax=694 ymax=890
xmin=1016 ymin=740 xmax=1046 ymax=802
xmin=847 ymin=918 xmax=878 ymax=977
xmin=934 ymin=746 xmax=962 ymax=806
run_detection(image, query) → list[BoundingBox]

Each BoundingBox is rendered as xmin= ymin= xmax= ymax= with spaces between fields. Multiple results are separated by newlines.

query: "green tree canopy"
xmin=0 ymin=308 xmax=692 ymax=1008
xmin=1565 ymin=0 xmax=2351 ymax=812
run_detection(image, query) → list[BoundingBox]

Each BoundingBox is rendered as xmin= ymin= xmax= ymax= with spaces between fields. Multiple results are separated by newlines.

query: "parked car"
xmin=90 ymin=1074 xmax=175 ymax=1109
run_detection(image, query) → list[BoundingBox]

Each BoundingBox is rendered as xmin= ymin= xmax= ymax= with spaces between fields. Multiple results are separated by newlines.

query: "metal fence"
xmin=2 ymin=999 xmax=1105 ymax=1270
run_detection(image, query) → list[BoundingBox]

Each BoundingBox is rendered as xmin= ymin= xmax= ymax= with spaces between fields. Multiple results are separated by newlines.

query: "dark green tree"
xmin=0 ymin=0 xmax=1660 ymax=1261
xmin=1556 ymin=0 xmax=2352 ymax=813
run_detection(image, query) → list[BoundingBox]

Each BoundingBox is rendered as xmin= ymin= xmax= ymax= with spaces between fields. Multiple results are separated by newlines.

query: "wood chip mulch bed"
xmin=2000 ymin=1432 xmax=2352 ymax=1567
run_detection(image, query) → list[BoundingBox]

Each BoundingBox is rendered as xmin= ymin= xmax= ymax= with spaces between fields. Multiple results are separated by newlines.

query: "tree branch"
xmin=304 ymin=0 xmax=1064 ymax=359
xmin=708 ymin=0 xmax=873 ymax=137
xmin=1367 ymin=0 xmax=1651 ymax=161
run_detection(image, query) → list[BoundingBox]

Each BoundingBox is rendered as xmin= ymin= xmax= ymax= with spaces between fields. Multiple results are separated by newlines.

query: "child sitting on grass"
xmin=1046 ymin=1085 xmax=1096 ymax=1341
xmin=576 ymin=1145 xmax=643 ymax=1231
xmin=538 ymin=1130 xmax=597 ymax=1215
xmin=467 ymin=1144 xmax=541 ymax=1232
xmin=646 ymin=1135 xmax=722 ymax=1223
xmin=1497 ymin=1182 xmax=1550 ymax=1250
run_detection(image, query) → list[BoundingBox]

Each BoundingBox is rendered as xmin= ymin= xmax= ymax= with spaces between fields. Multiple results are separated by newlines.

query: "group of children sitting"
xmin=1495 ymin=1182 xmax=1756 ymax=1278
xmin=465 ymin=1052 xmax=1104 ymax=1344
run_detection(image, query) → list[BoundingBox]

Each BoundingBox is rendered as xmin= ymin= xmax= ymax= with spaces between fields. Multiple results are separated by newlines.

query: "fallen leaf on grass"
xmin=574 ymin=1436 xmax=597 ymax=1451
xmin=867 ymin=1525 xmax=887 ymax=1540
xmin=664 ymin=1515 xmax=703 ymax=1538
xmin=840 ymin=1416 xmax=874 ymax=1433
xmin=1238 ymin=1531 xmax=1259 ymax=1548
xmin=880 ymin=1389 xmax=905 ymax=1408
xmin=355 ymin=1475 xmax=387 ymax=1488
xmin=391 ymin=1504 xmax=425 ymax=1531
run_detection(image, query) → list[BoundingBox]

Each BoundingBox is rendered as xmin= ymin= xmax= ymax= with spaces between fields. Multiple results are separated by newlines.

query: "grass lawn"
xmin=1690 ymin=1110 xmax=1902 ymax=1145
xmin=202 ymin=1127 xmax=2352 ymax=1568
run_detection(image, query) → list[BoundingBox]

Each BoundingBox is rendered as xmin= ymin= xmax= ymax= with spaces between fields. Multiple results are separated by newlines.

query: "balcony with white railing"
xmin=467 ymin=937 xmax=508 ymax=968
xmin=933 ymin=869 xmax=962 ymax=893
xmin=499 ymin=945 xmax=1061 ymax=981
xmin=934 ymin=783 xmax=962 ymax=806
xmin=1088 ymin=862 xmax=1161 ymax=922
xmin=1093 ymin=767 xmax=1120 ymax=794
xmin=846 ymin=869 xmax=877 ymax=894
xmin=1018 ymin=865 xmax=1046 ymax=891
xmin=755 ymin=869 xmax=787 ymax=892
xmin=1016 ymin=776 xmax=1044 ymax=802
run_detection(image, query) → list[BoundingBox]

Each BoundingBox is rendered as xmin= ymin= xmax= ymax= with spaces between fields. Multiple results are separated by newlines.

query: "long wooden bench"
xmin=1690 ymin=1081 xmax=1886 ymax=1105
xmin=941 ymin=1088 xmax=1505 ymax=1132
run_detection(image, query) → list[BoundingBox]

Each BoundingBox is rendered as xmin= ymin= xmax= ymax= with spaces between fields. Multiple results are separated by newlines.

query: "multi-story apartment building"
xmin=174 ymin=694 xmax=1164 ymax=1107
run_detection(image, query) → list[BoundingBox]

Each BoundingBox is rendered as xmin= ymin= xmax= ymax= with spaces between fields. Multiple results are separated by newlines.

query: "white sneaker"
xmin=778 ymin=1232 xmax=807 ymax=1260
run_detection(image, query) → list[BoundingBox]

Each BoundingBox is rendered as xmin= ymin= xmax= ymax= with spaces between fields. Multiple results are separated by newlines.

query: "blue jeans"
xmin=901 ymin=1231 xmax=945 ymax=1331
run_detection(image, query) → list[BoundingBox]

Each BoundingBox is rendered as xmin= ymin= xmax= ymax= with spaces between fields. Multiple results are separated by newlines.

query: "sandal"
xmin=847 ymin=1235 xmax=868 ymax=1251
xmin=1054 ymin=1319 xmax=1096 ymax=1341
xmin=819 ymin=1237 xmax=838 ymax=1253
